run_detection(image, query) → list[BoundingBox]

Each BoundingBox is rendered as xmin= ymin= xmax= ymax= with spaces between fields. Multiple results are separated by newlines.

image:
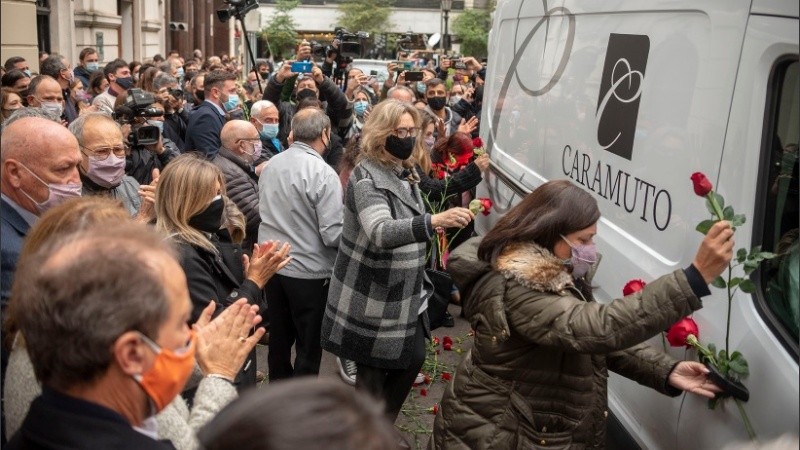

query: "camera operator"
xmin=152 ymin=73 xmax=188 ymax=151
xmin=344 ymin=68 xmax=380 ymax=104
xmin=124 ymin=102 xmax=179 ymax=185
xmin=262 ymin=49 xmax=351 ymax=148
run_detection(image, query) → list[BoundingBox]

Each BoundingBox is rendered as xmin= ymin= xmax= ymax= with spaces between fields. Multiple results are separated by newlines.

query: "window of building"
xmin=754 ymin=57 xmax=799 ymax=357
xmin=36 ymin=0 xmax=51 ymax=54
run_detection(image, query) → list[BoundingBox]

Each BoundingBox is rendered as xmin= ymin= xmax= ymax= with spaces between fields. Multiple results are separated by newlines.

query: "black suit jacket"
xmin=1 ymin=197 xmax=30 ymax=310
xmin=185 ymin=101 xmax=225 ymax=159
xmin=6 ymin=388 xmax=176 ymax=450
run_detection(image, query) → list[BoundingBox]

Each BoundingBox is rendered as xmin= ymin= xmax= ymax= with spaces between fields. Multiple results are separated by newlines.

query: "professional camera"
xmin=216 ymin=0 xmax=258 ymax=22
xmin=312 ymin=27 xmax=369 ymax=59
xmin=396 ymin=31 xmax=424 ymax=52
xmin=112 ymin=88 xmax=162 ymax=147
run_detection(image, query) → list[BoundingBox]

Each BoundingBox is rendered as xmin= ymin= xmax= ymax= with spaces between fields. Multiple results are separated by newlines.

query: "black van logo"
xmin=596 ymin=34 xmax=650 ymax=160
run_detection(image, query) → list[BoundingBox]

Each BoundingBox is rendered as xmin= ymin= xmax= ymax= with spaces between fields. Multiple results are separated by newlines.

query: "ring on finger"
xmin=238 ymin=336 xmax=246 ymax=343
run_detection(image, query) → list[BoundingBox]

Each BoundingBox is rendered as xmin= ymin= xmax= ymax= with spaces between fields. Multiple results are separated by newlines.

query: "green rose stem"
xmin=735 ymin=399 xmax=757 ymax=441
xmin=705 ymin=191 xmax=733 ymax=355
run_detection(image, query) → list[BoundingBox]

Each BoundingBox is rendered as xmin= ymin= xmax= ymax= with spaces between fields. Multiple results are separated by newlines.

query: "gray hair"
xmin=153 ymin=73 xmax=178 ymax=91
xmin=11 ymin=224 xmax=175 ymax=390
xmin=250 ymin=100 xmax=276 ymax=117
xmin=68 ymin=112 xmax=121 ymax=145
xmin=387 ymin=85 xmax=415 ymax=103
xmin=2 ymin=107 xmax=59 ymax=130
xmin=39 ymin=54 xmax=67 ymax=79
xmin=291 ymin=108 xmax=330 ymax=144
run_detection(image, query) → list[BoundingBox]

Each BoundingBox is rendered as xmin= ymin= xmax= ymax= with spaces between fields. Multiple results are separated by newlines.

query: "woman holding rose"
xmin=431 ymin=179 xmax=734 ymax=449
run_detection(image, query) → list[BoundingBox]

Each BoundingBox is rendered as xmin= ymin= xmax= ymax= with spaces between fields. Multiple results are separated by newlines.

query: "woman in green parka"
xmin=431 ymin=180 xmax=735 ymax=449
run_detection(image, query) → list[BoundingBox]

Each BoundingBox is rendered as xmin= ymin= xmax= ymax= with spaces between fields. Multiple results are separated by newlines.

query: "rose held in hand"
xmin=667 ymin=317 xmax=699 ymax=348
xmin=623 ymin=279 xmax=647 ymax=296
xmin=691 ymin=172 xmax=713 ymax=197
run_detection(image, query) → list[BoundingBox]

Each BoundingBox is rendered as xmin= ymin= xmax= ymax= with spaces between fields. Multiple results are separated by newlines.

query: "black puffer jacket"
xmin=212 ymin=147 xmax=260 ymax=251
xmin=431 ymin=238 xmax=704 ymax=449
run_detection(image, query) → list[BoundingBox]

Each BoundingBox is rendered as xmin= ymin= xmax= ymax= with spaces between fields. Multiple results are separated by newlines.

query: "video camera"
xmin=216 ymin=0 xmax=258 ymax=22
xmin=396 ymin=31 xmax=424 ymax=53
xmin=312 ymin=27 xmax=369 ymax=59
xmin=112 ymin=88 xmax=162 ymax=148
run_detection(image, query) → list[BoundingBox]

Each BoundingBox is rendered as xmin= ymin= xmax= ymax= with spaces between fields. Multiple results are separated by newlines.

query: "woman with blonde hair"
xmin=155 ymin=154 xmax=291 ymax=387
xmin=321 ymin=100 xmax=475 ymax=422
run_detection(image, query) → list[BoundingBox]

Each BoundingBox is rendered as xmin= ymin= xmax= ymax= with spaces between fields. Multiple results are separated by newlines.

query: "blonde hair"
xmin=411 ymin=110 xmax=437 ymax=175
xmin=223 ymin=196 xmax=246 ymax=245
xmin=155 ymin=153 xmax=226 ymax=253
xmin=358 ymin=99 xmax=420 ymax=169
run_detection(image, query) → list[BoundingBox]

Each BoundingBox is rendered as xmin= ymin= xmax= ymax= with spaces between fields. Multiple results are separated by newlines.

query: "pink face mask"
xmin=560 ymin=235 xmax=598 ymax=279
xmin=17 ymin=162 xmax=82 ymax=213
xmin=85 ymin=153 xmax=126 ymax=188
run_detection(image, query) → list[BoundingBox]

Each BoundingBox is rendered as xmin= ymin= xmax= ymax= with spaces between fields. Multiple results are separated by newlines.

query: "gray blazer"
xmin=321 ymin=158 xmax=433 ymax=370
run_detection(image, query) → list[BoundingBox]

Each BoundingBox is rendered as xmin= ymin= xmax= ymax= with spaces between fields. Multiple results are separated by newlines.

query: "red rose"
xmin=479 ymin=198 xmax=493 ymax=216
xmin=448 ymin=151 xmax=473 ymax=169
xmin=666 ymin=317 xmax=699 ymax=348
xmin=442 ymin=372 xmax=452 ymax=381
xmin=443 ymin=342 xmax=452 ymax=351
xmin=431 ymin=404 xmax=439 ymax=415
xmin=432 ymin=336 xmax=440 ymax=346
xmin=431 ymin=163 xmax=447 ymax=180
xmin=442 ymin=336 xmax=453 ymax=345
xmin=424 ymin=374 xmax=432 ymax=384
xmin=420 ymin=388 xmax=428 ymax=396
xmin=472 ymin=137 xmax=484 ymax=148
xmin=622 ymin=279 xmax=647 ymax=296
xmin=690 ymin=172 xmax=713 ymax=197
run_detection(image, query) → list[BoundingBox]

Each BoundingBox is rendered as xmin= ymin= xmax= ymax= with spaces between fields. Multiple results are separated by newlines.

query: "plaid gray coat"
xmin=321 ymin=158 xmax=432 ymax=370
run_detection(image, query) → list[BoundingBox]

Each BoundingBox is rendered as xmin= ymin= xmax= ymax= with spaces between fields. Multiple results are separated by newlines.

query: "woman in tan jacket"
xmin=431 ymin=179 xmax=734 ymax=449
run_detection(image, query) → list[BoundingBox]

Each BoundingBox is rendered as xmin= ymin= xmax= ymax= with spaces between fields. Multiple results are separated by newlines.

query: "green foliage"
xmin=452 ymin=7 xmax=492 ymax=58
xmin=336 ymin=0 xmax=394 ymax=38
xmin=261 ymin=0 xmax=299 ymax=59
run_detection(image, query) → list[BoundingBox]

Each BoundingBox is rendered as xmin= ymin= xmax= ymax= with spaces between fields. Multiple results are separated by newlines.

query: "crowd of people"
xmin=0 ymin=41 xmax=737 ymax=450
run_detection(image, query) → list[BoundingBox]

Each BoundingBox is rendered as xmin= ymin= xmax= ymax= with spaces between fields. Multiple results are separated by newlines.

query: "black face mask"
xmin=185 ymin=71 xmax=198 ymax=82
xmin=385 ymin=135 xmax=415 ymax=161
xmin=188 ymin=196 xmax=224 ymax=234
xmin=428 ymin=96 xmax=447 ymax=111
xmin=195 ymin=89 xmax=205 ymax=102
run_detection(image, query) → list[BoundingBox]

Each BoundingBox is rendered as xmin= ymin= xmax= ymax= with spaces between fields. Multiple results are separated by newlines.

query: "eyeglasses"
xmin=393 ymin=127 xmax=419 ymax=138
xmin=81 ymin=145 xmax=126 ymax=160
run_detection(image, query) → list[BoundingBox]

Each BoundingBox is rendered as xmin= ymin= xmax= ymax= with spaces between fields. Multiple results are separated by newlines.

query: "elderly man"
xmin=68 ymin=113 xmax=143 ymax=217
xmin=386 ymin=85 xmax=416 ymax=104
xmin=258 ymin=108 xmax=343 ymax=380
xmin=213 ymin=120 xmax=263 ymax=251
xmin=0 ymin=117 xmax=81 ymax=308
xmin=92 ymin=59 xmax=133 ymax=115
xmin=25 ymin=75 xmax=64 ymax=119
xmin=40 ymin=54 xmax=78 ymax=123
xmin=6 ymin=225 xmax=188 ymax=449
xmin=249 ymin=100 xmax=282 ymax=158
xmin=185 ymin=70 xmax=237 ymax=159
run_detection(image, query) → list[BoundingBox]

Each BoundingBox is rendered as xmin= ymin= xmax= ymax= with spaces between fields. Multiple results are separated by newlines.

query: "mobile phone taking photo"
xmin=291 ymin=61 xmax=313 ymax=73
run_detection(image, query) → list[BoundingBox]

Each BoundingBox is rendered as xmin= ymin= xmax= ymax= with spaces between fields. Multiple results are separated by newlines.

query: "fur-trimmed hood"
xmin=495 ymin=241 xmax=575 ymax=294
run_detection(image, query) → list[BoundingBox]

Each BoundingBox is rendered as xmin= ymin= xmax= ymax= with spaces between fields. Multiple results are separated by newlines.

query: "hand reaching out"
xmin=668 ymin=361 xmax=723 ymax=399
xmin=457 ymin=116 xmax=479 ymax=135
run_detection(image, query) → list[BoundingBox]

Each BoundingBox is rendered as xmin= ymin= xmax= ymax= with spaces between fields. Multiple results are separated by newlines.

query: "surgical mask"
xmin=424 ymin=135 xmax=435 ymax=151
xmin=560 ymin=235 xmax=597 ymax=279
xmin=76 ymin=89 xmax=91 ymax=102
xmin=259 ymin=122 xmax=279 ymax=140
xmin=188 ymin=195 xmax=224 ymax=234
xmin=428 ymin=96 xmax=446 ymax=111
xmin=17 ymin=162 xmax=82 ymax=213
xmin=384 ymin=135 xmax=415 ymax=160
xmin=116 ymin=76 xmax=135 ymax=90
xmin=63 ymin=70 xmax=74 ymax=83
xmin=222 ymin=93 xmax=239 ymax=112
xmin=41 ymin=101 xmax=63 ymax=118
xmin=242 ymin=140 xmax=262 ymax=165
xmin=87 ymin=62 xmax=100 ymax=72
xmin=416 ymin=82 xmax=426 ymax=94
xmin=23 ymin=69 xmax=32 ymax=78
xmin=148 ymin=120 xmax=164 ymax=134
xmin=449 ymin=95 xmax=462 ymax=106
xmin=353 ymin=100 xmax=369 ymax=117
xmin=84 ymin=153 xmax=126 ymax=188
xmin=176 ymin=67 xmax=185 ymax=79
xmin=134 ymin=331 xmax=196 ymax=413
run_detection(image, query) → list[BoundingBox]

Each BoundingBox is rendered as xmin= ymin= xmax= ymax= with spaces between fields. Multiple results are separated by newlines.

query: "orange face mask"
xmin=134 ymin=330 xmax=196 ymax=412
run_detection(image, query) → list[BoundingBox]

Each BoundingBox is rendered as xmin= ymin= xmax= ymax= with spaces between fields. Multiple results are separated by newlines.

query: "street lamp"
xmin=441 ymin=0 xmax=452 ymax=53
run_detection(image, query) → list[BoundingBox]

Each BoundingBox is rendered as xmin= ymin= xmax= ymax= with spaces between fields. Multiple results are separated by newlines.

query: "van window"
xmin=755 ymin=57 xmax=799 ymax=355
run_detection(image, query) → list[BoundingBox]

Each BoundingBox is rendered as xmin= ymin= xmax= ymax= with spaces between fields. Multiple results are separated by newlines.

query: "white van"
xmin=476 ymin=1 xmax=799 ymax=448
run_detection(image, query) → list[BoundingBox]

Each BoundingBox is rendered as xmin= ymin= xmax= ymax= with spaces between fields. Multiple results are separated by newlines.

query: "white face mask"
xmin=40 ymin=101 xmax=63 ymax=118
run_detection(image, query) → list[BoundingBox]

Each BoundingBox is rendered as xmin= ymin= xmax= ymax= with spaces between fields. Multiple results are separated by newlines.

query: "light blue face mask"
xmin=87 ymin=62 xmax=100 ymax=72
xmin=223 ymin=93 xmax=239 ymax=112
xmin=353 ymin=100 xmax=369 ymax=117
xmin=23 ymin=69 xmax=32 ymax=78
xmin=259 ymin=122 xmax=279 ymax=140
xmin=416 ymin=82 xmax=426 ymax=94
xmin=148 ymin=120 xmax=164 ymax=134
xmin=176 ymin=67 xmax=185 ymax=80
